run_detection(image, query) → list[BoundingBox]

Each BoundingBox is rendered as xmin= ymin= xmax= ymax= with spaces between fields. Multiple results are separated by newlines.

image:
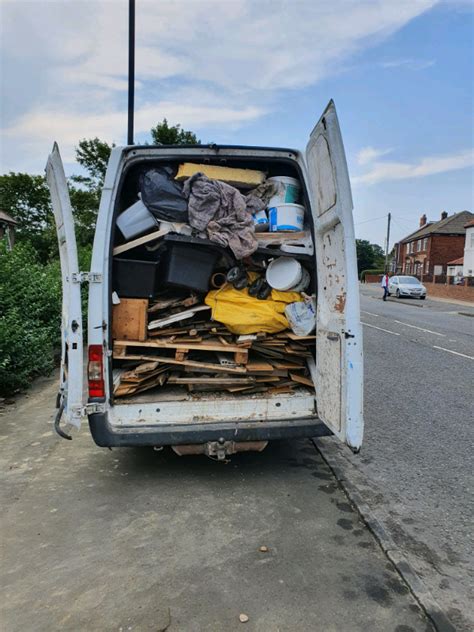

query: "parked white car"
xmin=388 ymin=275 xmax=427 ymax=299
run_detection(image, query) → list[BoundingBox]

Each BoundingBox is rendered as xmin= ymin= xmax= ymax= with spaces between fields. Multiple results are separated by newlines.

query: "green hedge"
xmin=359 ymin=268 xmax=385 ymax=282
xmin=0 ymin=242 xmax=91 ymax=395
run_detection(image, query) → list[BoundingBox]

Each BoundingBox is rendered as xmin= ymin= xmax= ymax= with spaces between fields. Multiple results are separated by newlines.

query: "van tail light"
xmin=88 ymin=345 xmax=105 ymax=398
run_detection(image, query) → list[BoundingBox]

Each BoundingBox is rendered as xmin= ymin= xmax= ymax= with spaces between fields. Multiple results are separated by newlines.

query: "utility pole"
xmin=384 ymin=212 xmax=391 ymax=273
xmin=127 ymin=0 xmax=135 ymax=145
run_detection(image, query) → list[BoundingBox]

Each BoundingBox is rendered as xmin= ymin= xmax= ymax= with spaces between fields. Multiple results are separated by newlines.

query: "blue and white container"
xmin=252 ymin=209 xmax=269 ymax=232
xmin=268 ymin=203 xmax=305 ymax=232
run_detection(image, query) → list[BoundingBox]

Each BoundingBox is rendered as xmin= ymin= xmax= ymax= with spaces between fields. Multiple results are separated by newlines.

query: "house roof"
xmin=447 ymin=257 xmax=464 ymax=265
xmin=464 ymin=219 xmax=474 ymax=228
xmin=400 ymin=211 xmax=474 ymax=243
xmin=0 ymin=210 xmax=18 ymax=226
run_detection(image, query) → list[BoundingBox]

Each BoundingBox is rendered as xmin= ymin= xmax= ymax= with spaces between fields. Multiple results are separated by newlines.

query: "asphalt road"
xmin=1 ymin=377 xmax=433 ymax=632
xmin=318 ymin=285 xmax=474 ymax=631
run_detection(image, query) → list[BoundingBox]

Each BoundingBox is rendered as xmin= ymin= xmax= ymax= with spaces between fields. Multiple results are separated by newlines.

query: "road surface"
xmin=318 ymin=285 xmax=474 ymax=631
xmin=1 ymin=376 xmax=433 ymax=631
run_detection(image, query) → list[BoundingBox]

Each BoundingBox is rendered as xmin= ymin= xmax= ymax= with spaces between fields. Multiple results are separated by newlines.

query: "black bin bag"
xmin=139 ymin=167 xmax=188 ymax=223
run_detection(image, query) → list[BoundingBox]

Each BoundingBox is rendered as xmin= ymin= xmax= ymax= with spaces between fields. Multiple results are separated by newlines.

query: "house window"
xmin=471 ymin=233 xmax=474 ymax=248
xmin=417 ymin=240 xmax=422 ymax=252
xmin=425 ymin=259 xmax=430 ymax=273
xmin=423 ymin=238 xmax=428 ymax=250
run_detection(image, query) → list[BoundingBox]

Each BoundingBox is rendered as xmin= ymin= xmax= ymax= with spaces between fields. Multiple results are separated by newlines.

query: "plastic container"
xmin=267 ymin=176 xmax=301 ymax=206
xmin=162 ymin=243 xmax=219 ymax=293
xmin=116 ymin=199 xmax=158 ymax=241
xmin=253 ymin=209 xmax=269 ymax=232
xmin=113 ymin=258 xmax=161 ymax=299
xmin=268 ymin=204 xmax=305 ymax=232
xmin=266 ymin=256 xmax=310 ymax=292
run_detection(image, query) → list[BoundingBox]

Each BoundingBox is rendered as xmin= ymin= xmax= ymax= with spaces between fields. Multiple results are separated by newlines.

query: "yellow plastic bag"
xmin=205 ymin=274 xmax=303 ymax=334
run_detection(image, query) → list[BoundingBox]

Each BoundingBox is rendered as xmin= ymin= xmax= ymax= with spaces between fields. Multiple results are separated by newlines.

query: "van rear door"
xmin=45 ymin=143 xmax=84 ymax=431
xmin=306 ymin=101 xmax=364 ymax=451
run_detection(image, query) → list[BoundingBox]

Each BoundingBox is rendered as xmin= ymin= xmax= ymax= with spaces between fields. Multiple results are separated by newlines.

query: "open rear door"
xmin=306 ymin=101 xmax=363 ymax=450
xmin=45 ymin=143 xmax=84 ymax=432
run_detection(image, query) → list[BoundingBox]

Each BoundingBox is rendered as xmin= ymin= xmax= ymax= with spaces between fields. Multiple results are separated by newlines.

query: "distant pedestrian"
xmin=381 ymin=273 xmax=389 ymax=301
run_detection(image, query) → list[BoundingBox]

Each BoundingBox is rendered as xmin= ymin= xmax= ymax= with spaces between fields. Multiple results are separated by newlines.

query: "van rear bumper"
xmin=88 ymin=414 xmax=331 ymax=447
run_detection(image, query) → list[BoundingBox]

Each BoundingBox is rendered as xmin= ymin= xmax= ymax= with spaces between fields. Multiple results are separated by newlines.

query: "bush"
xmin=0 ymin=242 xmax=62 ymax=395
xmin=359 ymin=268 xmax=386 ymax=282
xmin=0 ymin=241 xmax=92 ymax=396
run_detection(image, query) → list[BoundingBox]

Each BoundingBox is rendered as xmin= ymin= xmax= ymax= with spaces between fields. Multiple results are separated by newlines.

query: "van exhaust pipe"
xmin=171 ymin=440 xmax=268 ymax=461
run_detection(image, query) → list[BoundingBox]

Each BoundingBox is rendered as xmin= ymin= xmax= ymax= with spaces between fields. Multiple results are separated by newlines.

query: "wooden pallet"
xmin=114 ymin=339 xmax=249 ymax=365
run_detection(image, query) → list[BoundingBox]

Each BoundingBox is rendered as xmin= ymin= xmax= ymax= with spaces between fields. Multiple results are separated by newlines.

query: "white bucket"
xmin=266 ymin=256 xmax=310 ymax=292
xmin=268 ymin=176 xmax=301 ymax=206
xmin=268 ymin=203 xmax=305 ymax=232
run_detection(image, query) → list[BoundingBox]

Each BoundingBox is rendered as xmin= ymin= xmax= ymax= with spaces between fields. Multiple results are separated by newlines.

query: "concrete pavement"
xmin=317 ymin=285 xmax=474 ymax=631
xmin=1 ymin=376 xmax=433 ymax=631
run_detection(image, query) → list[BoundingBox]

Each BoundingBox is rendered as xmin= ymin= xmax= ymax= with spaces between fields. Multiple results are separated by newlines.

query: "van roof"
xmin=121 ymin=143 xmax=300 ymax=154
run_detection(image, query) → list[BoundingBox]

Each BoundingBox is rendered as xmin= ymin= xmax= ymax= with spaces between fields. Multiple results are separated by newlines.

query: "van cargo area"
xmin=109 ymin=157 xmax=318 ymax=426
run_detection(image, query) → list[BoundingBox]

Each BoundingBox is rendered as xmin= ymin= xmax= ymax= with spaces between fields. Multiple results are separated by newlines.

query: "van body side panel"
xmin=88 ymin=148 xmax=125 ymax=403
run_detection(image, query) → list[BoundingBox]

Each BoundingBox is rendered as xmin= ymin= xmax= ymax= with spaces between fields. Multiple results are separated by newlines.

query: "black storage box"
xmin=113 ymin=258 xmax=160 ymax=299
xmin=162 ymin=243 xmax=218 ymax=293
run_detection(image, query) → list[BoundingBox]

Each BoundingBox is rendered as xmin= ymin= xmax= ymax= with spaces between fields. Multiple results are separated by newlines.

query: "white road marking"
xmin=392 ymin=320 xmax=445 ymax=337
xmin=362 ymin=322 xmax=400 ymax=336
xmin=433 ymin=346 xmax=474 ymax=360
xmin=362 ymin=311 xmax=379 ymax=317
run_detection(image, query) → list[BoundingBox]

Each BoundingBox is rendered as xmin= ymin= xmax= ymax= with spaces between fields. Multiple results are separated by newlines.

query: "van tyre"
xmin=396 ymin=289 xmax=401 ymax=298
xmin=420 ymin=296 xmax=426 ymax=300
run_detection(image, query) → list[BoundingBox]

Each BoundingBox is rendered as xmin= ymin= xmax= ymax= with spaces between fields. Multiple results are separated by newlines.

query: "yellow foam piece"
xmin=175 ymin=163 xmax=265 ymax=188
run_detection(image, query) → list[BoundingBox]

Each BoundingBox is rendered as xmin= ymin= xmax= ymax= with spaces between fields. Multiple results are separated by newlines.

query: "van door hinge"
xmin=83 ymin=403 xmax=106 ymax=415
xmin=71 ymin=272 xmax=102 ymax=284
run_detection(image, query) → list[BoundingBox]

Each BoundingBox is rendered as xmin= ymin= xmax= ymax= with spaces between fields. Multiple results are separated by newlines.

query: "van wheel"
xmin=420 ymin=296 xmax=426 ymax=300
xmin=396 ymin=289 xmax=401 ymax=298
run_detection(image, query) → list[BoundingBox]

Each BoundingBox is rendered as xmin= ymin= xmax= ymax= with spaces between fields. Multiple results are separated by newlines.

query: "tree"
xmin=356 ymin=239 xmax=386 ymax=273
xmin=74 ymin=137 xmax=112 ymax=188
xmin=150 ymin=118 xmax=200 ymax=145
xmin=0 ymin=173 xmax=55 ymax=260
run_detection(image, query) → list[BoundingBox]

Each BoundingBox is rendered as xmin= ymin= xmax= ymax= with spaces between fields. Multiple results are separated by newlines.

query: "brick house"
xmin=393 ymin=210 xmax=474 ymax=280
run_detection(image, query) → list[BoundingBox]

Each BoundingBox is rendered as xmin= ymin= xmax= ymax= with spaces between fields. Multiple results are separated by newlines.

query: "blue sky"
xmin=1 ymin=0 xmax=472 ymax=248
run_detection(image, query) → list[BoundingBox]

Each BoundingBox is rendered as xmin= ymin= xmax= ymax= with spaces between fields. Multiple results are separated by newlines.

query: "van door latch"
xmin=71 ymin=272 xmax=103 ymax=284
xmin=83 ymin=403 xmax=106 ymax=415
xmin=344 ymin=331 xmax=355 ymax=339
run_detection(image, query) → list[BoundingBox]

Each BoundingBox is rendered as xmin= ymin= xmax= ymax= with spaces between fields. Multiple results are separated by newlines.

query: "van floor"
xmin=113 ymin=384 xmax=313 ymax=405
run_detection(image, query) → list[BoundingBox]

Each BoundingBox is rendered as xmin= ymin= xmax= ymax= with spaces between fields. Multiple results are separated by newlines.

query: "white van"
xmin=47 ymin=101 xmax=364 ymax=455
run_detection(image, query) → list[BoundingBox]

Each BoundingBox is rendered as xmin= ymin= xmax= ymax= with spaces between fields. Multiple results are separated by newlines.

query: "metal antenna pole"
xmin=384 ymin=212 xmax=391 ymax=273
xmin=127 ymin=0 xmax=135 ymax=145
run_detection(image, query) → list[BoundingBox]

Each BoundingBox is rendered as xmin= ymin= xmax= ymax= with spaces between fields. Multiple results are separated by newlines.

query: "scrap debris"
xmin=111 ymin=163 xmax=317 ymax=400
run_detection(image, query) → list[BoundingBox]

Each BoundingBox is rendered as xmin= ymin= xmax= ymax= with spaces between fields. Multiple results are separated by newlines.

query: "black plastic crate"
xmin=113 ymin=258 xmax=161 ymax=299
xmin=162 ymin=243 xmax=219 ymax=293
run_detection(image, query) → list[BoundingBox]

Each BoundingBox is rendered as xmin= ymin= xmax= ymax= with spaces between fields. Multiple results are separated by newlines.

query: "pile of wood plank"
xmin=113 ymin=309 xmax=316 ymax=397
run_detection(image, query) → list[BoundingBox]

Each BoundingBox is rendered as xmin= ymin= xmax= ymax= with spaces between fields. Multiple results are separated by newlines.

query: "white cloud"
xmin=357 ymin=146 xmax=393 ymax=165
xmin=379 ymin=58 xmax=435 ymax=70
xmin=353 ymin=149 xmax=474 ymax=185
xmin=1 ymin=0 xmax=439 ymax=171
